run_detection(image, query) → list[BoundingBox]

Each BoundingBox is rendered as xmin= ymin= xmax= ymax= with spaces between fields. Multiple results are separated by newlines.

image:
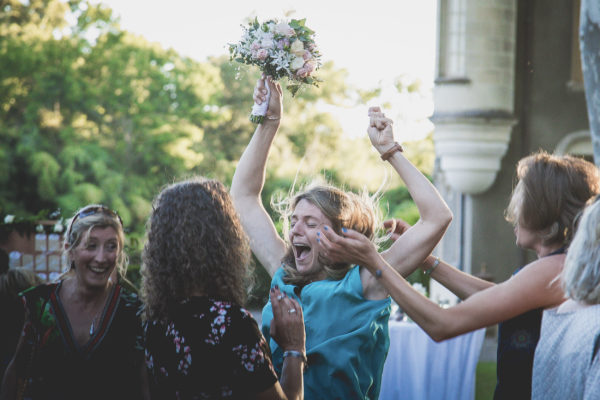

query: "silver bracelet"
xmin=283 ymin=350 xmax=307 ymax=366
xmin=424 ymin=256 xmax=440 ymax=275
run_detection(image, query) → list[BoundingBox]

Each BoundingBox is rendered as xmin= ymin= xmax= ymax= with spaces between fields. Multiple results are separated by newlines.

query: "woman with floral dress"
xmin=141 ymin=177 xmax=305 ymax=400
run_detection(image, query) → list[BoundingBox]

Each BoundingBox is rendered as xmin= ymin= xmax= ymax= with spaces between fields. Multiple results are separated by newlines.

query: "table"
xmin=379 ymin=320 xmax=486 ymax=400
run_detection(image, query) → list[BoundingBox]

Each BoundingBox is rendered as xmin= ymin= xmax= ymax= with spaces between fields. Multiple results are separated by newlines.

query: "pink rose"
xmin=303 ymin=50 xmax=312 ymax=61
xmin=296 ymin=67 xmax=309 ymax=78
xmin=304 ymin=61 xmax=316 ymax=73
xmin=256 ymin=49 xmax=268 ymax=60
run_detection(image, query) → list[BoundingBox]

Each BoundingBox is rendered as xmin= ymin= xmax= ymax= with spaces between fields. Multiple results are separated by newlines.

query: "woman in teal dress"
xmin=231 ymin=76 xmax=453 ymax=399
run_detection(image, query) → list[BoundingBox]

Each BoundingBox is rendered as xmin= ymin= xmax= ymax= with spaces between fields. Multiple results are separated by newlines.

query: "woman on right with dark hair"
xmin=531 ymin=195 xmax=600 ymax=400
xmin=317 ymin=151 xmax=600 ymax=400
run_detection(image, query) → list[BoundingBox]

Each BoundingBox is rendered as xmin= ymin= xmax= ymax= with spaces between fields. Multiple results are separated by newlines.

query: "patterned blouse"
xmin=16 ymin=281 xmax=145 ymax=400
xmin=143 ymin=296 xmax=278 ymax=399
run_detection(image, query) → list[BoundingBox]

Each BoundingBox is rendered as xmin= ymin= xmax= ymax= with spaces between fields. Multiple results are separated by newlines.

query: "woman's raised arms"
xmin=231 ymin=77 xmax=287 ymax=277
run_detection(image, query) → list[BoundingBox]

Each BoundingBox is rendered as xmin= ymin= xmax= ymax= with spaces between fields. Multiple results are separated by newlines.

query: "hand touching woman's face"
xmin=288 ymin=199 xmax=333 ymax=274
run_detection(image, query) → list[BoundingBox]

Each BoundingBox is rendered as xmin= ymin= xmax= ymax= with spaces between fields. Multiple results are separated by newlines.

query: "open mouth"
xmin=293 ymin=243 xmax=312 ymax=262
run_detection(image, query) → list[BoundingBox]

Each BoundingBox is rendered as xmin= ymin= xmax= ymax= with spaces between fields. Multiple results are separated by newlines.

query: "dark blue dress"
xmin=494 ymin=247 xmax=565 ymax=400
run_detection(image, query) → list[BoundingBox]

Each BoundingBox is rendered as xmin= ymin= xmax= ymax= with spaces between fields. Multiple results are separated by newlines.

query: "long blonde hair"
xmin=62 ymin=204 xmax=128 ymax=279
xmin=276 ymin=182 xmax=382 ymax=286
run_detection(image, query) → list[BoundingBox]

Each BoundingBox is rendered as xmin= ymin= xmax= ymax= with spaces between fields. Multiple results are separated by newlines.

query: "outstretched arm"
xmin=361 ymin=108 xmax=452 ymax=299
xmin=384 ymin=218 xmax=494 ymax=299
xmin=419 ymin=255 xmax=495 ymax=299
xmin=319 ymin=227 xmax=566 ymax=341
xmin=231 ymin=77 xmax=287 ymax=277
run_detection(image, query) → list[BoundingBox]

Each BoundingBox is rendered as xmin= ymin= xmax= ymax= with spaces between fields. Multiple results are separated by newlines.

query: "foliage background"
xmin=0 ymin=0 xmax=434 ymax=307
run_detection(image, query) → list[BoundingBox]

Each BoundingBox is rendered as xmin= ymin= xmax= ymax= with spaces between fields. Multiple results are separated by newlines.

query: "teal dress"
xmin=262 ymin=265 xmax=391 ymax=400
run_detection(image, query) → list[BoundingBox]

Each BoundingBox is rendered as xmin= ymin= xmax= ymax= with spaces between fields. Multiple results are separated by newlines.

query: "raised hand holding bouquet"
xmin=229 ymin=18 xmax=322 ymax=123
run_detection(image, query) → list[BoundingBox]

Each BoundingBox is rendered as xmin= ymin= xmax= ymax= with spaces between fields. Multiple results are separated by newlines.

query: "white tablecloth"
xmin=379 ymin=320 xmax=486 ymax=400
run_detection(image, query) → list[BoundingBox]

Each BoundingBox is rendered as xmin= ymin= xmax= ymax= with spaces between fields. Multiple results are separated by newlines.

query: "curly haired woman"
xmin=141 ymin=177 xmax=305 ymax=400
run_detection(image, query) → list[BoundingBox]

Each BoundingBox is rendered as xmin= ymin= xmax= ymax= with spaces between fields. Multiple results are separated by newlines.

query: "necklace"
xmin=89 ymin=286 xmax=112 ymax=336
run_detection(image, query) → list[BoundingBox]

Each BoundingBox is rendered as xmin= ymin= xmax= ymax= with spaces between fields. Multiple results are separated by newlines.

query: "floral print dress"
xmin=143 ymin=296 xmax=278 ymax=399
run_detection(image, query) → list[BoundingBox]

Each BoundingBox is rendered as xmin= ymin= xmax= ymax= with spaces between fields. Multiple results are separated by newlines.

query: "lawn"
xmin=475 ymin=362 xmax=496 ymax=400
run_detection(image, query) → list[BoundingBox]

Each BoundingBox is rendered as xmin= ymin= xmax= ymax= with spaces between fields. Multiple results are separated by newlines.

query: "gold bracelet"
xmin=380 ymin=142 xmax=404 ymax=161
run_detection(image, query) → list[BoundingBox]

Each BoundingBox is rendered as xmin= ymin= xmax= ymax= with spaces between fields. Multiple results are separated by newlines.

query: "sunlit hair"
xmin=141 ymin=177 xmax=253 ymax=322
xmin=274 ymin=181 xmax=382 ymax=286
xmin=63 ymin=204 xmax=128 ymax=279
xmin=505 ymin=151 xmax=600 ymax=247
xmin=0 ymin=268 xmax=43 ymax=298
xmin=561 ymin=196 xmax=600 ymax=304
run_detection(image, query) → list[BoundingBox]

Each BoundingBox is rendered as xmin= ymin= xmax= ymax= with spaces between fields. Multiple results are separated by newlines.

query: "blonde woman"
xmin=231 ymin=76 xmax=452 ymax=399
xmin=1 ymin=205 xmax=148 ymax=400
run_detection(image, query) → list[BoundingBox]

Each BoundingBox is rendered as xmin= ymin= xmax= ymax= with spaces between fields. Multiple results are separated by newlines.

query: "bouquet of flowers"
xmin=229 ymin=17 xmax=322 ymax=123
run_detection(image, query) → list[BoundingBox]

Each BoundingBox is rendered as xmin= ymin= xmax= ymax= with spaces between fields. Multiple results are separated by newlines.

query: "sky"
xmin=96 ymin=0 xmax=437 ymax=139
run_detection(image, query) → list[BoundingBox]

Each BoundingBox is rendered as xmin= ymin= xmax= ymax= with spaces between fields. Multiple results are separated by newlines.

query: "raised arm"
xmin=319 ymin=228 xmax=566 ymax=341
xmin=230 ymin=77 xmax=287 ymax=277
xmin=362 ymin=108 xmax=452 ymax=297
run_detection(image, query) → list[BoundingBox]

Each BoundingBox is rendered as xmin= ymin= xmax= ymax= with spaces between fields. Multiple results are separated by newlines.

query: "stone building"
xmin=430 ymin=0 xmax=593 ymax=303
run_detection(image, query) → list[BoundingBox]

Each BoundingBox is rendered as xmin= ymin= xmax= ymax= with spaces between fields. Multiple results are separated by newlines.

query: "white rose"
xmin=260 ymin=38 xmax=275 ymax=49
xmin=290 ymin=40 xmax=305 ymax=56
xmin=274 ymin=22 xmax=294 ymax=37
xmin=53 ymin=223 xmax=64 ymax=233
xmin=290 ymin=56 xmax=305 ymax=71
xmin=36 ymin=224 xmax=44 ymax=233
xmin=4 ymin=214 xmax=14 ymax=224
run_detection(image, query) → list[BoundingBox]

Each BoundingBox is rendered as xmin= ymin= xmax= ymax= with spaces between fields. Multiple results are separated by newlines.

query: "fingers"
xmin=383 ymin=219 xmax=396 ymax=229
xmin=270 ymin=286 xmax=284 ymax=319
xmin=253 ymin=76 xmax=271 ymax=105
xmin=368 ymin=106 xmax=381 ymax=116
xmin=288 ymin=297 xmax=303 ymax=319
xmin=270 ymin=287 xmax=300 ymax=318
xmin=370 ymin=116 xmax=393 ymax=131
